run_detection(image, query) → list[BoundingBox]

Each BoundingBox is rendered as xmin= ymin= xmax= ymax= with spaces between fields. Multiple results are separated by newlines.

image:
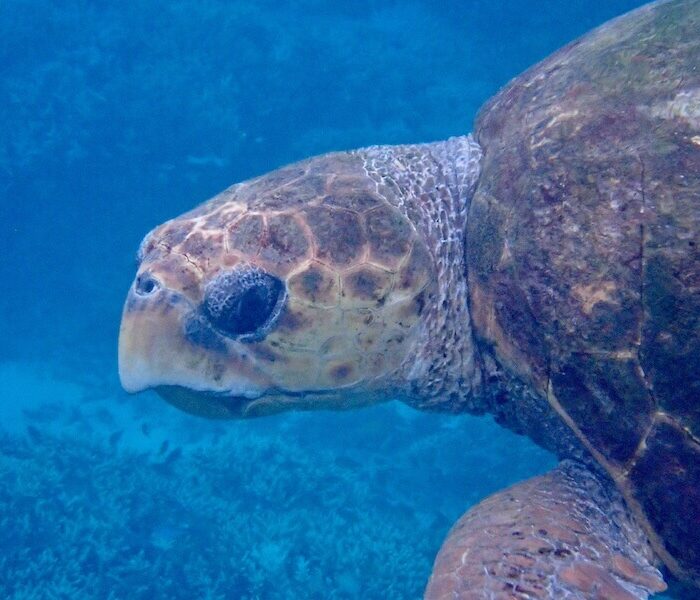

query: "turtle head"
xmin=118 ymin=151 xmax=436 ymax=418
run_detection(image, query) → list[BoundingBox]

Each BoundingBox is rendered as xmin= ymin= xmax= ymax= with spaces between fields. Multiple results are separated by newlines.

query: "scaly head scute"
xmin=118 ymin=143 xmax=478 ymax=417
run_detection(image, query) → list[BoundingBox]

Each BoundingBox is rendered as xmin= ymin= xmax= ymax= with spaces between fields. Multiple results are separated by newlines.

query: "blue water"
xmin=1 ymin=1 xmax=680 ymax=598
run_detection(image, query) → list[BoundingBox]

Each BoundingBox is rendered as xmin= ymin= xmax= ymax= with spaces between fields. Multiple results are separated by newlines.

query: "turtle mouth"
xmin=155 ymin=385 xmax=260 ymax=419
xmin=155 ymin=384 xmax=381 ymax=419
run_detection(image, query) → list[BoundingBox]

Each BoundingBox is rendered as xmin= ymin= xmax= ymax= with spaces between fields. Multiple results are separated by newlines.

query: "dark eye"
xmin=202 ymin=266 xmax=286 ymax=341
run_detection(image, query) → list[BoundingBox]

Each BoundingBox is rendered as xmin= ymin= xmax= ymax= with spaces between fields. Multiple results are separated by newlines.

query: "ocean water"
xmin=0 ymin=1 xmax=683 ymax=598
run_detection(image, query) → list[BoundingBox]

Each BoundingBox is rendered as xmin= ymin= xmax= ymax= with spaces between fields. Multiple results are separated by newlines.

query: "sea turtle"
xmin=118 ymin=0 xmax=700 ymax=597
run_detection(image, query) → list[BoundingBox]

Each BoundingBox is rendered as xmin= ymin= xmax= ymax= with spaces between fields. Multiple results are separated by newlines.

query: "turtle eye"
xmin=202 ymin=266 xmax=286 ymax=341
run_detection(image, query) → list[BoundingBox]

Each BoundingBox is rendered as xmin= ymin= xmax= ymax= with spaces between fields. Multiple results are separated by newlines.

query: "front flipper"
xmin=425 ymin=461 xmax=666 ymax=599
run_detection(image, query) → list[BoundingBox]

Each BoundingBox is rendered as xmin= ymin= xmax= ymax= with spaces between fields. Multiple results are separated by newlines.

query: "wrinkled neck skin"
xmin=355 ymin=135 xmax=485 ymax=412
xmin=356 ymin=137 xmax=588 ymax=461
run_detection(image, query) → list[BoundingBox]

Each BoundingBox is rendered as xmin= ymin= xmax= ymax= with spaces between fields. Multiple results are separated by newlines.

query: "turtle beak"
xmin=118 ymin=274 xmax=269 ymax=417
xmin=118 ymin=276 xmax=207 ymax=394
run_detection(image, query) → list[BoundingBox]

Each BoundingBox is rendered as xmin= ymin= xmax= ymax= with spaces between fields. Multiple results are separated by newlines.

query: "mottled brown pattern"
xmin=287 ymin=262 xmax=339 ymax=306
xmin=323 ymin=186 xmax=381 ymax=212
xmin=323 ymin=167 xmax=383 ymax=211
xmin=303 ymin=205 xmax=366 ymax=267
xmin=228 ymin=214 xmax=264 ymax=256
xmin=426 ymin=463 xmax=665 ymax=600
xmin=395 ymin=241 xmax=432 ymax=295
xmin=179 ymin=231 xmax=219 ymax=264
xmin=159 ymin=221 xmax=194 ymax=247
xmin=342 ymin=265 xmax=392 ymax=305
xmin=628 ymin=418 xmax=700 ymax=578
xmin=149 ymin=255 xmax=202 ymax=301
xmin=470 ymin=0 xmax=700 ymax=583
xmin=551 ymin=355 xmax=655 ymax=464
xmin=202 ymin=208 xmax=241 ymax=230
xmin=275 ymin=305 xmax=311 ymax=334
xmin=364 ymin=205 xmax=414 ymax=269
xmin=253 ymin=174 xmax=328 ymax=211
xmin=641 ymin=251 xmax=700 ymax=435
xmin=136 ymin=234 xmax=161 ymax=264
xmin=259 ymin=213 xmax=310 ymax=273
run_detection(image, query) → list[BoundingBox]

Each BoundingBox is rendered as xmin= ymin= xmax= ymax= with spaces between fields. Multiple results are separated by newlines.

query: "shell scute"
xmin=259 ymin=213 xmax=311 ymax=274
xmin=628 ymin=419 xmax=700 ymax=572
xmin=159 ymin=222 xmax=195 ymax=247
xmin=268 ymin=302 xmax=344 ymax=352
xmin=287 ymin=262 xmax=340 ymax=307
xmin=202 ymin=208 xmax=242 ymax=230
xmin=303 ymin=205 xmax=366 ymax=268
xmin=551 ymin=354 xmax=655 ymax=464
xmin=323 ymin=174 xmax=382 ymax=212
xmin=252 ymin=174 xmax=327 ymax=211
xmin=227 ymin=214 xmax=264 ymax=257
xmin=364 ymin=204 xmax=414 ymax=270
xmin=341 ymin=264 xmax=393 ymax=308
xmin=179 ymin=230 xmax=220 ymax=265
xmin=471 ymin=0 xmax=700 ymax=582
xmin=396 ymin=241 xmax=432 ymax=296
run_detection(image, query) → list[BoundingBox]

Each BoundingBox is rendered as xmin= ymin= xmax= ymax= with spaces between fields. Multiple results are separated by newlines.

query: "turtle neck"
xmin=355 ymin=135 xmax=485 ymax=412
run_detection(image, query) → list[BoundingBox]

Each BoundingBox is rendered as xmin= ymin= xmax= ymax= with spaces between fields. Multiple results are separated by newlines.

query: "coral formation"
xmin=0 ymin=392 xmax=554 ymax=598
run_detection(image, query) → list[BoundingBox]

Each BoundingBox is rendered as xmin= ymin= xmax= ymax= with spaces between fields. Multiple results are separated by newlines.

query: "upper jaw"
xmin=118 ymin=282 xmax=269 ymax=400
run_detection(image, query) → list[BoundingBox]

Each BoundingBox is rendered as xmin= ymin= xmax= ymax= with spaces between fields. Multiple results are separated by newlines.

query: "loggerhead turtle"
xmin=118 ymin=0 xmax=700 ymax=597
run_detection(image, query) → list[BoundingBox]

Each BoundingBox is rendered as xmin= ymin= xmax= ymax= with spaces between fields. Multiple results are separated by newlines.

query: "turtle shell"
xmin=468 ymin=0 xmax=700 ymax=585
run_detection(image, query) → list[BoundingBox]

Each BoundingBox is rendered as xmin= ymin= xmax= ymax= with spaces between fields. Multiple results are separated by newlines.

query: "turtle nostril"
xmin=135 ymin=275 xmax=160 ymax=296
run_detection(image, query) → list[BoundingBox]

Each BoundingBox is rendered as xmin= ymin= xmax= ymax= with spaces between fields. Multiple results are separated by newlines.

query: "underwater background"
xmin=0 ymin=0 xmax=682 ymax=598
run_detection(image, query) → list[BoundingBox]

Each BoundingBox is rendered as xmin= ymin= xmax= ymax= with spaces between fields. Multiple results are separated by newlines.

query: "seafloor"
xmin=0 ymin=0 xmax=681 ymax=598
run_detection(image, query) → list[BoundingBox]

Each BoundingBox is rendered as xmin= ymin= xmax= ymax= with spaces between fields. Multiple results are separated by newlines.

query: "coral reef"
xmin=0 ymin=377 xmax=555 ymax=598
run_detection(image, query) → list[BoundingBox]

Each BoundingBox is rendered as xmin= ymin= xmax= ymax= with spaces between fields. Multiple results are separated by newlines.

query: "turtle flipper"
xmin=425 ymin=461 xmax=666 ymax=599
